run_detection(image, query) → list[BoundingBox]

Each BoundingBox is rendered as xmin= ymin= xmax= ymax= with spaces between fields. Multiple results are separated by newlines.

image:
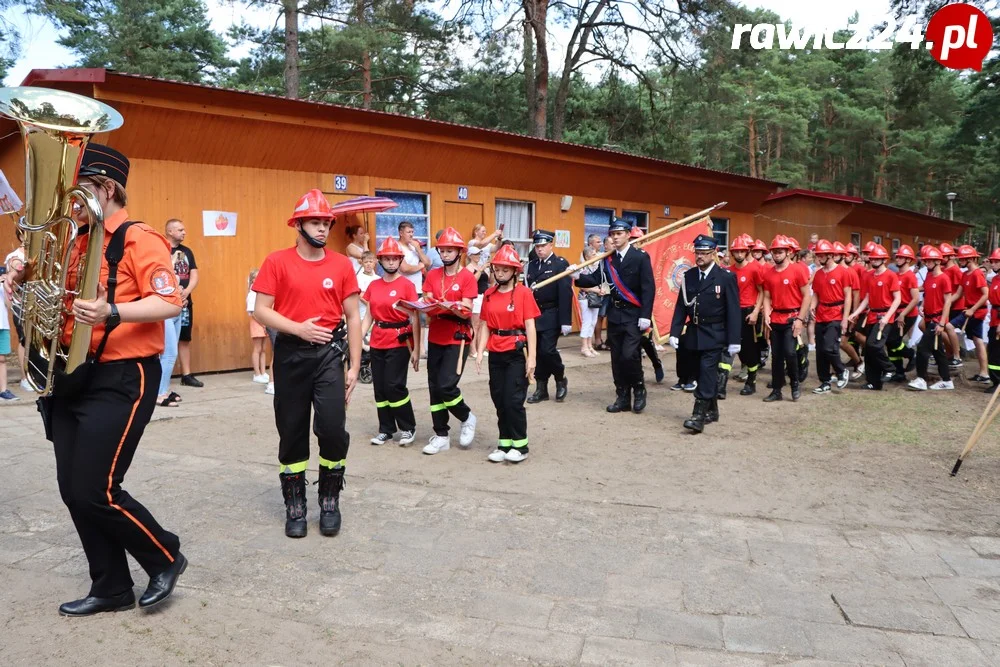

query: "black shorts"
xmin=13 ymin=311 xmax=24 ymax=346
xmin=180 ymin=301 xmax=193 ymax=342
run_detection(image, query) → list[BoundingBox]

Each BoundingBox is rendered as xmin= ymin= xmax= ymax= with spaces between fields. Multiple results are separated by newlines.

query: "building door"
xmin=444 ymin=201 xmax=483 ymax=246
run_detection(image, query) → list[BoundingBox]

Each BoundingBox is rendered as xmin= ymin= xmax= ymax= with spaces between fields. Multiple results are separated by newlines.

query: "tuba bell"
xmin=0 ymin=86 xmax=124 ymax=396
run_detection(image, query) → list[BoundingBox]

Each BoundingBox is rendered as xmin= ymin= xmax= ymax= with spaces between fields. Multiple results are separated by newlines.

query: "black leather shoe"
xmin=554 ymin=378 xmax=568 ymax=402
xmin=59 ymin=591 xmax=136 ymax=616
xmin=138 ymin=553 xmax=187 ymax=609
xmin=526 ymin=385 xmax=549 ymax=404
xmin=606 ymin=388 xmax=630 ymax=413
xmin=181 ymin=374 xmax=204 ymax=388
xmin=653 ymin=364 xmax=665 ymax=384
xmin=791 ymin=384 xmax=801 ymax=401
xmin=763 ymin=390 xmax=783 ymax=402
xmin=632 ymin=384 xmax=647 ymax=413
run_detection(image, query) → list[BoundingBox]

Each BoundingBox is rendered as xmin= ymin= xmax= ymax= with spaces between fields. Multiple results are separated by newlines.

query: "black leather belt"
xmin=277 ymin=323 xmax=347 ymax=348
xmin=491 ymin=328 xmax=526 ymax=336
xmin=536 ymin=302 xmax=557 ymax=310
xmin=375 ymin=320 xmax=408 ymax=329
xmin=820 ymin=301 xmax=844 ymax=307
xmin=439 ymin=313 xmax=468 ymax=324
xmin=871 ymin=308 xmax=889 ymax=313
xmin=611 ymin=298 xmax=636 ymax=309
xmin=99 ymin=355 xmax=159 ymax=366
xmin=696 ymin=317 xmax=723 ymax=325
xmin=773 ymin=307 xmax=799 ymax=314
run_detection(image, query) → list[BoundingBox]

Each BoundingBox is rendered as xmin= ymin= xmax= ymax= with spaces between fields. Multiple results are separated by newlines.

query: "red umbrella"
xmin=329 ymin=196 xmax=397 ymax=218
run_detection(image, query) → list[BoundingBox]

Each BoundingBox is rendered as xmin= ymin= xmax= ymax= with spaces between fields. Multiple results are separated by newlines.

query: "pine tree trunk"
xmin=283 ymin=0 xmax=299 ymax=99
xmin=747 ymin=113 xmax=757 ymax=178
xmin=357 ymin=0 xmax=371 ymax=109
xmin=524 ymin=0 xmax=548 ymax=138
xmin=523 ymin=17 xmax=536 ymax=135
xmin=552 ymin=71 xmax=571 ymax=141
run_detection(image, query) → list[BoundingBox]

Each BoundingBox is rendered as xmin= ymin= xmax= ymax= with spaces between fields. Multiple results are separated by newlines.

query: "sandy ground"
xmin=1 ymin=342 xmax=999 ymax=665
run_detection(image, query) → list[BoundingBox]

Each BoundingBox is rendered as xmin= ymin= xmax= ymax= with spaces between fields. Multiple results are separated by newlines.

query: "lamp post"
xmin=946 ymin=192 xmax=957 ymax=221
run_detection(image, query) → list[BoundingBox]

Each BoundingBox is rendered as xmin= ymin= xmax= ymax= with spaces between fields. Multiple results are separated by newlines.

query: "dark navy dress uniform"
xmin=576 ymin=218 xmax=655 ymax=413
xmin=669 ymin=235 xmax=741 ymax=433
xmin=526 ymin=230 xmax=572 ymax=402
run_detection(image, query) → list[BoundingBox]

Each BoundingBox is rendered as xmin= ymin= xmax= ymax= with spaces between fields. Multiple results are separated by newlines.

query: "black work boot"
xmin=554 ymin=377 xmax=568 ymax=402
xmin=706 ymin=398 xmax=719 ymax=423
xmin=632 ymin=383 xmax=647 ymax=413
xmin=717 ymin=370 xmax=729 ymax=400
xmin=683 ymin=398 xmax=709 ymax=433
xmin=791 ymin=383 xmax=801 ymax=401
xmin=763 ymin=389 xmax=783 ymax=402
xmin=606 ymin=386 xmax=631 ymax=413
xmin=317 ymin=467 xmax=344 ymax=536
xmin=527 ymin=383 xmax=549 ymax=404
xmin=279 ymin=472 xmax=307 ymax=538
xmin=740 ymin=370 xmax=757 ymax=396
xmin=653 ymin=360 xmax=665 ymax=384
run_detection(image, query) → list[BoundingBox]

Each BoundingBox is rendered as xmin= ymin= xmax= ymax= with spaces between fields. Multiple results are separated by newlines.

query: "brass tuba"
xmin=0 ymin=87 xmax=124 ymax=396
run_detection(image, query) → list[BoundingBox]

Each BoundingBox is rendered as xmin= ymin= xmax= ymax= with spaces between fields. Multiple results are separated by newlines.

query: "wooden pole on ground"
xmin=951 ymin=384 xmax=1000 ymax=476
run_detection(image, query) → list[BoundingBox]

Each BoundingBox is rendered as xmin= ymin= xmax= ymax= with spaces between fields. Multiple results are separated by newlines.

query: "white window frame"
xmin=710 ymin=217 xmax=730 ymax=249
xmin=622 ymin=210 xmax=649 ymax=234
xmin=496 ymin=199 xmax=535 ymax=258
xmin=373 ymin=189 xmax=431 ymax=249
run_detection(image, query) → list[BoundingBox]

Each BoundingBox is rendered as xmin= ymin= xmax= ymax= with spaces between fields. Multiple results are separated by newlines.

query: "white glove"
xmin=638 ymin=318 xmax=651 ymax=331
xmin=561 ymin=325 xmax=572 ymax=336
xmin=668 ymin=336 xmax=679 ymax=349
xmin=727 ymin=344 xmax=741 ymax=356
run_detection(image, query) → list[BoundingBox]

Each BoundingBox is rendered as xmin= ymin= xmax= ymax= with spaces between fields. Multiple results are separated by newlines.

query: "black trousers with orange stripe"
xmin=51 ymin=357 xmax=181 ymax=597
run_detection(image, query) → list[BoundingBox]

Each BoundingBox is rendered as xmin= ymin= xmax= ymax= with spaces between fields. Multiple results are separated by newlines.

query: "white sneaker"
xmin=398 ymin=430 xmax=415 ymax=446
xmin=19 ymin=379 xmax=32 ymax=392
xmin=504 ymin=448 xmax=528 ymax=463
xmin=930 ymin=380 xmax=954 ymax=391
xmin=459 ymin=413 xmax=477 ymax=448
xmin=423 ymin=435 xmax=450 ymax=455
xmin=252 ymin=373 xmax=270 ymax=384
xmin=836 ymin=369 xmax=850 ymax=389
xmin=487 ymin=449 xmax=507 ymax=462
xmin=265 ymin=382 xmax=275 ymax=395
xmin=370 ymin=433 xmax=392 ymax=445
xmin=808 ymin=343 xmax=816 ymax=352
xmin=908 ymin=377 xmax=928 ymax=391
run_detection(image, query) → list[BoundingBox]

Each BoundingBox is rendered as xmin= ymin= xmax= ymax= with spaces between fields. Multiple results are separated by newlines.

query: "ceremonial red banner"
xmin=646 ymin=218 xmax=712 ymax=343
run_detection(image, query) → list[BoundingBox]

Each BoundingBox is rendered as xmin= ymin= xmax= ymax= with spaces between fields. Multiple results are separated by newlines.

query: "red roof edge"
xmin=20 ymin=68 xmax=108 ymax=87
xmin=765 ymin=188 xmax=863 ymax=205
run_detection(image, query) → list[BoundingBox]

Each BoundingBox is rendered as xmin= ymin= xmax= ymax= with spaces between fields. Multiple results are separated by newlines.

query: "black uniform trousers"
xmin=739 ymin=307 xmax=761 ymax=374
xmin=51 ymin=357 xmax=181 ymax=597
xmin=987 ymin=325 xmax=1000 ymax=387
xmin=534 ymin=324 xmax=565 ymax=385
xmin=815 ymin=320 xmax=846 ymax=383
xmin=676 ymin=332 xmax=696 ymax=384
xmin=916 ymin=320 xmax=951 ymax=382
xmin=274 ymin=335 xmax=349 ymax=471
xmin=427 ymin=342 xmax=471 ymax=436
xmin=769 ymin=323 xmax=799 ymax=391
xmin=489 ymin=350 xmax=529 ymax=452
xmin=892 ymin=316 xmax=917 ymax=374
xmin=608 ymin=319 xmax=644 ymax=388
xmin=864 ymin=320 xmax=901 ymax=389
xmin=371 ymin=346 xmax=416 ymax=436
xmin=692 ymin=348 xmax=723 ymax=400
xmin=640 ymin=333 xmax=662 ymax=368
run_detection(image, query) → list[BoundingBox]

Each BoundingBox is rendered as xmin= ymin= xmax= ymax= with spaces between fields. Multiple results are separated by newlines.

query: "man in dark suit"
xmin=669 ymin=234 xmax=742 ymax=433
xmin=576 ymin=217 xmax=655 ymax=413
xmin=526 ymin=229 xmax=572 ymax=403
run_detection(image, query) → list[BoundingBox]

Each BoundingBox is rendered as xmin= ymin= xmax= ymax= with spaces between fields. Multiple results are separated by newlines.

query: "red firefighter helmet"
xmin=436 ymin=226 xmax=466 ymax=249
xmin=770 ymin=235 xmax=791 ymax=251
xmin=629 ymin=226 xmax=644 ymax=239
xmin=957 ymin=244 xmax=979 ymax=259
xmin=869 ymin=244 xmax=889 ymax=260
xmin=376 ymin=236 xmax=404 ymax=258
xmin=787 ymin=237 xmax=801 ymax=252
xmin=287 ymin=189 xmax=335 ymax=227
xmin=814 ymin=239 xmax=834 ymax=254
xmin=490 ymin=244 xmax=522 ymax=270
xmin=845 ymin=243 xmax=859 ymax=257
xmin=832 ymin=241 xmax=847 ymax=256
xmin=919 ymin=245 xmax=943 ymax=261
xmin=938 ymin=242 xmax=956 ymax=257
xmin=753 ymin=239 xmax=767 ymax=252
xmin=730 ymin=236 xmax=750 ymax=251
xmin=862 ymin=241 xmax=877 ymax=254
xmin=989 ymin=248 xmax=1000 ymax=262
xmin=894 ymin=244 xmax=915 ymax=260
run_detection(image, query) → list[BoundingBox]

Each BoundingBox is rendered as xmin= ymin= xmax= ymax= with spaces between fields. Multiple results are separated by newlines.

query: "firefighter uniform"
xmin=44 ymin=145 xmax=187 ymax=616
xmin=253 ymin=189 xmax=361 ymax=538
xmin=725 ymin=236 xmax=764 ymax=396
xmin=525 ymin=229 xmax=572 ymax=403
xmin=987 ymin=249 xmax=1000 ymax=391
xmin=669 ymin=235 xmax=741 ymax=433
xmin=575 ymin=217 xmax=655 ymax=414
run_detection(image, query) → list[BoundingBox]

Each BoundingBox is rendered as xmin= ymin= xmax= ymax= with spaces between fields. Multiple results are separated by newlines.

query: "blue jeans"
xmin=159 ymin=313 xmax=182 ymax=396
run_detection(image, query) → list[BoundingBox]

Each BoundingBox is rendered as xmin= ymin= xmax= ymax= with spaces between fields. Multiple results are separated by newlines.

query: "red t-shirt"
xmin=990 ymin=275 xmax=1000 ymax=308
xmin=946 ymin=264 xmax=965 ymax=311
xmin=481 ymin=284 xmax=541 ymax=353
xmin=898 ymin=269 xmax=919 ymax=317
xmin=253 ymin=247 xmax=360 ymax=330
xmin=850 ymin=263 xmax=868 ymax=298
xmin=424 ymin=267 xmax=478 ymax=346
xmin=812 ymin=265 xmax=851 ymax=323
xmin=762 ymin=263 xmax=808 ymax=325
xmin=922 ymin=272 xmax=953 ymax=322
xmin=962 ymin=269 xmax=987 ymax=319
xmin=864 ymin=270 xmax=900 ymax=325
xmin=727 ymin=262 xmax=763 ymax=308
xmin=363 ymin=277 xmax=418 ymax=349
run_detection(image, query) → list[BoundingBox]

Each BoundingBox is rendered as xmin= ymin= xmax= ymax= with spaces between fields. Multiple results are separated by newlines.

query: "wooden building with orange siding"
xmin=0 ymin=68 xmax=782 ymax=373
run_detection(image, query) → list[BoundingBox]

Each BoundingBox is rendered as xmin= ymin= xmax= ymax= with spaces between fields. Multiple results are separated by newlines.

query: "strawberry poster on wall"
xmin=202 ymin=210 xmax=238 ymax=237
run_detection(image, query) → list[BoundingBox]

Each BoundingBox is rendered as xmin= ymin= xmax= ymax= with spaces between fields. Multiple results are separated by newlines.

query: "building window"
xmin=850 ymin=232 xmax=861 ymax=248
xmin=872 ymin=235 xmax=883 ymax=246
xmin=710 ymin=217 xmax=729 ymax=249
xmin=621 ymin=210 xmax=649 ymax=234
xmin=374 ymin=190 xmax=430 ymax=250
xmin=585 ymin=207 xmax=615 ymax=244
xmin=891 ymin=238 xmax=901 ymax=253
xmin=496 ymin=199 xmax=534 ymax=258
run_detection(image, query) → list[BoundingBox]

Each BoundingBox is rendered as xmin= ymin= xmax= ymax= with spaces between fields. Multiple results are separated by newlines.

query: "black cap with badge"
xmin=532 ymin=229 xmax=555 ymax=246
xmin=78 ymin=143 xmax=130 ymax=188
xmin=608 ymin=217 xmax=631 ymax=233
xmin=693 ymin=234 xmax=718 ymax=251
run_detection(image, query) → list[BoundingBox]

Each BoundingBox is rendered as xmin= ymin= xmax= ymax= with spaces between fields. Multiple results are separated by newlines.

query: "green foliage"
xmin=33 ymin=0 xmax=230 ymax=83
